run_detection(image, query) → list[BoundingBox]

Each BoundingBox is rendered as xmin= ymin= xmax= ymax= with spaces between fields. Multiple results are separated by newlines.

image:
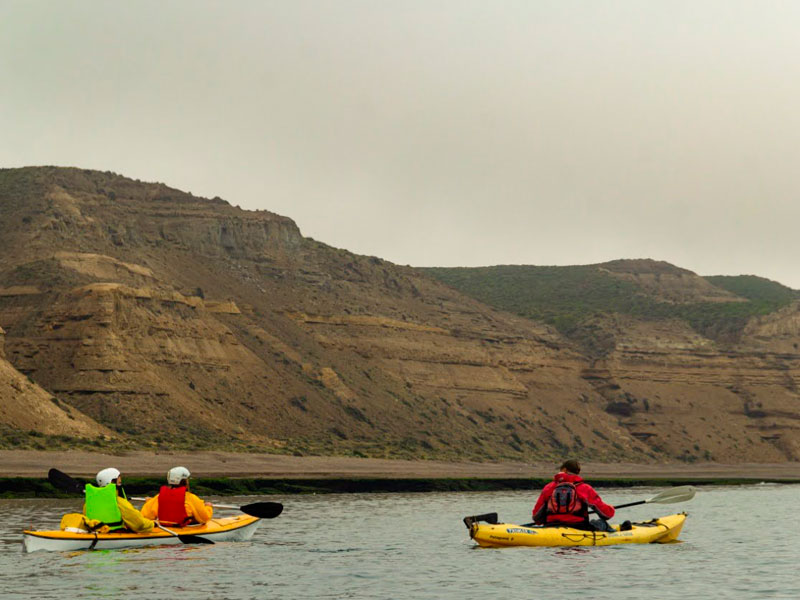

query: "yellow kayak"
xmin=23 ymin=515 xmax=260 ymax=552
xmin=466 ymin=513 xmax=687 ymax=547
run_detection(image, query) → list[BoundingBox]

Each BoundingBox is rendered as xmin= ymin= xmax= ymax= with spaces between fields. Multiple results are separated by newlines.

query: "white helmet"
xmin=167 ymin=466 xmax=191 ymax=486
xmin=96 ymin=467 xmax=121 ymax=487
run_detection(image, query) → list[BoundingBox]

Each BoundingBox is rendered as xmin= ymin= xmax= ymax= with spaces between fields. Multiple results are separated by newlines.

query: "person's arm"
xmin=532 ymin=484 xmax=552 ymax=523
xmin=581 ymin=484 xmax=615 ymax=519
xmin=185 ymin=492 xmax=213 ymax=524
xmin=140 ymin=496 xmax=158 ymax=520
xmin=117 ymin=497 xmax=155 ymax=533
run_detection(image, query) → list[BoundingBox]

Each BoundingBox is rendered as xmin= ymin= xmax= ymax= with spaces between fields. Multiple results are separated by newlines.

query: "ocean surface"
xmin=1 ymin=484 xmax=798 ymax=599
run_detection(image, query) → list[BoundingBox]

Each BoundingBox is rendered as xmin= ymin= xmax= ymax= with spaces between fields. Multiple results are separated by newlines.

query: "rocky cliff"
xmin=0 ymin=167 xmax=798 ymax=462
xmin=0 ymin=323 xmax=111 ymax=441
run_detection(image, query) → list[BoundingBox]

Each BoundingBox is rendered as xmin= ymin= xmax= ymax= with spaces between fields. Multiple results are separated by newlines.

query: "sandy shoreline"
xmin=1 ymin=450 xmax=799 ymax=480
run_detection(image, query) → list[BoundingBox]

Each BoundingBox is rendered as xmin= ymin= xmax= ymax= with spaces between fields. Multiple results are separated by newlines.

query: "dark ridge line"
xmin=0 ymin=476 xmax=797 ymax=499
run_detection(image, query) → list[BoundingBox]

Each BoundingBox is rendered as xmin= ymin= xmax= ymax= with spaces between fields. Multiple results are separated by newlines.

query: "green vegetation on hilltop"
xmin=423 ymin=265 xmax=638 ymax=332
xmin=424 ymin=265 xmax=799 ymax=352
xmin=705 ymin=275 xmax=798 ymax=305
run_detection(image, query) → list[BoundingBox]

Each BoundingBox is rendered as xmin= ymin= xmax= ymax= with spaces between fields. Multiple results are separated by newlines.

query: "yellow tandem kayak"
xmin=466 ymin=513 xmax=687 ymax=547
xmin=23 ymin=515 xmax=260 ymax=552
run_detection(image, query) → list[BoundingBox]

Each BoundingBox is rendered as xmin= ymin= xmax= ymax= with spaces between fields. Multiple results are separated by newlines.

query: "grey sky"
xmin=2 ymin=1 xmax=799 ymax=288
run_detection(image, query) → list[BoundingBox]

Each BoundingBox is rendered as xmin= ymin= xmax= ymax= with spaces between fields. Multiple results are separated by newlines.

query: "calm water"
xmin=1 ymin=485 xmax=798 ymax=599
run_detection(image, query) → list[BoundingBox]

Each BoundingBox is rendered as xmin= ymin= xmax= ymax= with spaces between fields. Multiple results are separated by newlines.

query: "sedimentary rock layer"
xmin=1 ymin=167 xmax=798 ymax=462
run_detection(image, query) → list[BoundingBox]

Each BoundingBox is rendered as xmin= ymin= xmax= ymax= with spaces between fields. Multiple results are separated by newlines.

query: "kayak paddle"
xmin=611 ymin=485 xmax=696 ymax=509
xmin=154 ymin=522 xmax=214 ymax=545
xmin=493 ymin=485 xmax=698 ymax=528
xmin=194 ymin=501 xmax=283 ymax=519
xmin=48 ymin=468 xmax=84 ymax=495
xmin=571 ymin=485 xmax=698 ymax=523
xmin=47 ymin=468 xmax=213 ymax=545
xmin=130 ymin=497 xmax=283 ymax=519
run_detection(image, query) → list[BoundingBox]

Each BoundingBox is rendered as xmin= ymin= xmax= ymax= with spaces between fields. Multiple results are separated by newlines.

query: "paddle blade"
xmin=240 ymin=502 xmax=283 ymax=519
xmin=48 ymin=468 xmax=84 ymax=495
xmin=156 ymin=523 xmax=215 ymax=545
xmin=647 ymin=485 xmax=696 ymax=504
xmin=177 ymin=535 xmax=215 ymax=545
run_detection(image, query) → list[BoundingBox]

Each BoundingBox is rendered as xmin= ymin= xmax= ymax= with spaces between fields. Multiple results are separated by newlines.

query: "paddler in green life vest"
xmin=84 ymin=468 xmax=154 ymax=533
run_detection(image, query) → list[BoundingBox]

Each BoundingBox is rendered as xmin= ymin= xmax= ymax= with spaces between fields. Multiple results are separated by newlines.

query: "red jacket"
xmin=532 ymin=472 xmax=615 ymax=524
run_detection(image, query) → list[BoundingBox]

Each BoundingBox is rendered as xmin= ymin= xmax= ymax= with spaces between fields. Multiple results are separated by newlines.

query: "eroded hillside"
xmin=0 ymin=325 xmax=110 ymax=444
xmin=426 ymin=263 xmax=800 ymax=460
xmin=1 ymin=167 xmax=798 ymax=462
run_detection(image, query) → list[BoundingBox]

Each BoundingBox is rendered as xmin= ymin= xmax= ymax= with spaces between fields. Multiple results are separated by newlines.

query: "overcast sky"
xmin=2 ymin=1 xmax=799 ymax=288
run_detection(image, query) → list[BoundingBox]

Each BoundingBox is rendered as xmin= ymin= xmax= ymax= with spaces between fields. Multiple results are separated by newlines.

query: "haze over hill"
xmin=1 ymin=167 xmax=799 ymax=463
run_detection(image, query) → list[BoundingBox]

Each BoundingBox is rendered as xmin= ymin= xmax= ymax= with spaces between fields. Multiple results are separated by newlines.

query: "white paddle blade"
xmin=647 ymin=485 xmax=696 ymax=504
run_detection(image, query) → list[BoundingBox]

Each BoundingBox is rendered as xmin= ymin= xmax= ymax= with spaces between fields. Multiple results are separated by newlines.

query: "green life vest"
xmin=85 ymin=484 xmax=124 ymax=530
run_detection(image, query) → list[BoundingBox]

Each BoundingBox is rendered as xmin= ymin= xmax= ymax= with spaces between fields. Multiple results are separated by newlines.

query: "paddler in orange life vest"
xmin=141 ymin=467 xmax=213 ymax=526
xmin=84 ymin=468 xmax=154 ymax=533
xmin=532 ymin=459 xmax=615 ymax=532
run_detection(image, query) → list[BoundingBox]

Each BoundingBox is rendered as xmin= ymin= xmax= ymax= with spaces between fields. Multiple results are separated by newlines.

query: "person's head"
xmin=167 ymin=466 xmax=191 ymax=488
xmin=96 ymin=467 xmax=121 ymax=487
xmin=559 ymin=459 xmax=581 ymax=475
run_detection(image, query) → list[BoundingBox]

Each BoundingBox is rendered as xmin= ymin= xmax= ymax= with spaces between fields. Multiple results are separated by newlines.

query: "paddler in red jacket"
xmin=141 ymin=467 xmax=214 ymax=526
xmin=532 ymin=459 xmax=615 ymax=531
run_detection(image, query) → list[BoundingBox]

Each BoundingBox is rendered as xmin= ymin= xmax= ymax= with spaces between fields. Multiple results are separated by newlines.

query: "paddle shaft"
xmin=130 ymin=496 xmax=283 ymax=519
xmin=556 ymin=489 xmax=691 ymax=517
xmin=132 ymin=496 xmax=233 ymax=509
xmin=613 ymin=499 xmax=647 ymax=510
xmin=155 ymin=522 xmax=179 ymax=536
xmin=513 ymin=485 xmax=696 ymax=526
